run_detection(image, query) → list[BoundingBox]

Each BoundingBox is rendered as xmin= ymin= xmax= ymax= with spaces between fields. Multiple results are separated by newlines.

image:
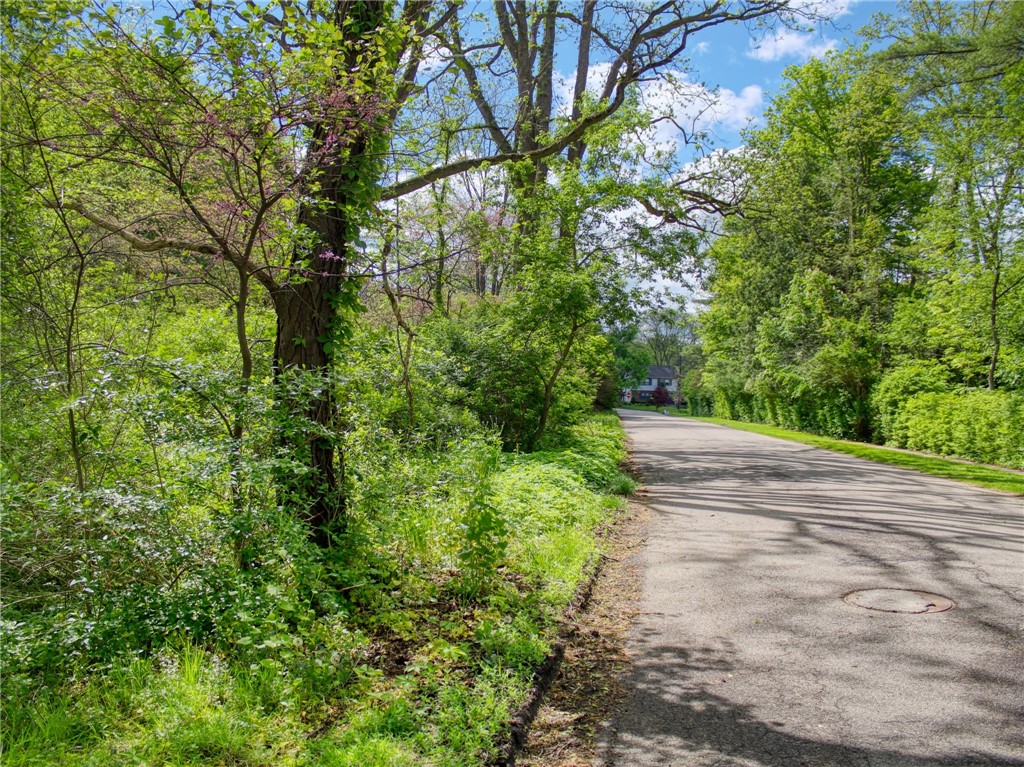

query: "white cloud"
xmin=745 ymin=0 xmax=854 ymax=64
xmin=695 ymin=41 xmax=710 ymax=55
xmin=711 ymin=85 xmax=763 ymax=130
xmin=553 ymin=61 xmax=612 ymax=118
xmin=747 ymin=28 xmax=837 ymax=62
xmin=417 ymin=43 xmax=453 ymax=74
xmin=635 ymin=76 xmax=764 ymax=148
xmin=553 ymin=65 xmax=765 ymax=158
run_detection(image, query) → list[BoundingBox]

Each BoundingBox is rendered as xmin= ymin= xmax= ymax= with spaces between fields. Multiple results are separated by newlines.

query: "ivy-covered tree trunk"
xmin=271 ymin=262 xmax=351 ymax=549
xmin=272 ymin=2 xmax=394 ymax=547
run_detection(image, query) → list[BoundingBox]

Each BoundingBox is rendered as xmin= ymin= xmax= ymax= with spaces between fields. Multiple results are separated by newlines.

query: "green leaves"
xmin=699 ymin=46 xmax=935 ymax=438
xmin=455 ymin=453 xmax=507 ymax=597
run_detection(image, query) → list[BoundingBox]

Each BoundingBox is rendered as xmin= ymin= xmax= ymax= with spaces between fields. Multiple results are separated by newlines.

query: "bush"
xmin=419 ymin=298 xmax=609 ymax=452
xmin=889 ymin=389 xmax=1024 ymax=468
xmin=490 ymin=462 xmax=605 ymax=604
xmin=651 ymin=386 xmax=672 ymax=406
xmin=870 ymin=361 xmax=951 ymax=444
xmin=525 ymin=412 xmax=635 ymax=494
xmin=2 ymin=276 xmax=633 ymax=767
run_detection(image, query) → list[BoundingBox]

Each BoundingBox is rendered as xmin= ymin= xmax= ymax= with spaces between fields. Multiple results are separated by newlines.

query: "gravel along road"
xmin=600 ymin=409 xmax=1024 ymax=767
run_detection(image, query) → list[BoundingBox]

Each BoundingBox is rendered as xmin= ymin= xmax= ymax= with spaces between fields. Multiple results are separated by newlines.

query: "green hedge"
xmin=888 ymin=389 xmax=1024 ymax=469
xmin=708 ymin=373 xmax=870 ymax=440
xmin=870 ymin=361 xmax=951 ymax=443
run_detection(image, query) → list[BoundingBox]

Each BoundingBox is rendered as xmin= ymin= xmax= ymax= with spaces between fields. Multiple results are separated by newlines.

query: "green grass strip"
xmin=619 ymin=406 xmax=1024 ymax=495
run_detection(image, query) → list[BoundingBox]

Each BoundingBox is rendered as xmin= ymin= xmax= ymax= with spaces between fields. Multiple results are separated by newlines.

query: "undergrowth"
xmin=1 ymin=411 xmax=632 ymax=766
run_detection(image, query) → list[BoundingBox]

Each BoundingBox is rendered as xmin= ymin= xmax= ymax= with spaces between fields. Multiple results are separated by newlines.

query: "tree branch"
xmin=381 ymin=77 xmax=630 ymax=200
xmin=42 ymin=199 xmax=221 ymax=256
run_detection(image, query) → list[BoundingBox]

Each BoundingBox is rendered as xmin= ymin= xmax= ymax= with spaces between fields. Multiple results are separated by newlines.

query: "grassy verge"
xmin=2 ymin=412 xmax=633 ymax=767
xmin=619 ymin=405 xmax=1024 ymax=495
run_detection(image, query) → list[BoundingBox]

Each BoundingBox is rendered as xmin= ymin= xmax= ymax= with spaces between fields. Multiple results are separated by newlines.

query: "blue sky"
xmin=678 ymin=0 xmax=899 ymax=149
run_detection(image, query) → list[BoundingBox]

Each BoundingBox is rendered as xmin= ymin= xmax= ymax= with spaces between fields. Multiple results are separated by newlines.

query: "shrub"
xmin=651 ymin=386 xmax=672 ymax=406
xmin=870 ymin=361 xmax=951 ymax=444
xmin=890 ymin=389 xmax=1024 ymax=468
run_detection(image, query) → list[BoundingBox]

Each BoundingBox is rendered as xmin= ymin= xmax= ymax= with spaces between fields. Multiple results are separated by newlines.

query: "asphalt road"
xmin=599 ymin=410 xmax=1024 ymax=767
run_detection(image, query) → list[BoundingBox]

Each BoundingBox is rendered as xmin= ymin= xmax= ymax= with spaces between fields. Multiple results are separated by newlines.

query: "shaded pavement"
xmin=599 ymin=410 xmax=1024 ymax=767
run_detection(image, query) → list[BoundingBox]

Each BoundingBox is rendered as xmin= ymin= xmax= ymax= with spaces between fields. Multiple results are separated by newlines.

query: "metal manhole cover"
xmin=843 ymin=589 xmax=955 ymax=614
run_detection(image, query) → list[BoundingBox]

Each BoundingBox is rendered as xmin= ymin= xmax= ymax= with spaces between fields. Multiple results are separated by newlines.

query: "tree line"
xmin=674 ymin=1 xmax=1022 ymax=467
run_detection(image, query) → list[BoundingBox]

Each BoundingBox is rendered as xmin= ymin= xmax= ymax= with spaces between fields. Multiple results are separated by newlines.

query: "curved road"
xmin=600 ymin=410 xmax=1024 ymax=767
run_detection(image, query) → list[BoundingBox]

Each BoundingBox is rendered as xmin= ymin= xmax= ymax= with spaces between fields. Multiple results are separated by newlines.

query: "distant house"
xmin=625 ymin=365 xmax=678 ymax=403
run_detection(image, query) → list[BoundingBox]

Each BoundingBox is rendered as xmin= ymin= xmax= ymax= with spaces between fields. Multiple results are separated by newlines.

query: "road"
xmin=599 ymin=409 xmax=1024 ymax=767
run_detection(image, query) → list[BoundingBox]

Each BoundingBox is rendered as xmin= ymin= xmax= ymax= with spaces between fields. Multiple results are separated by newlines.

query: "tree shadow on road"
xmin=601 ymin=636 xmax=1024 ymax=767
xmin=601 ymin=413 xmax=1024 ymax=767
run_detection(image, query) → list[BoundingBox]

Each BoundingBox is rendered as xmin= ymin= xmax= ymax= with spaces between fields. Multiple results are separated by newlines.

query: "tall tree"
xmin=700 ymin=48 xmax=932 ymax=436
xmin=6 ymin=0 xmax=809 ymax=542
xmin=877 ymin=0 xmax=1024 ymax=389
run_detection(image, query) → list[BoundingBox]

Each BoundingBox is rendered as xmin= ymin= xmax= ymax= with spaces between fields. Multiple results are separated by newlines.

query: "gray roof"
xmin=648 ymin=365 xmax=678 ymax=379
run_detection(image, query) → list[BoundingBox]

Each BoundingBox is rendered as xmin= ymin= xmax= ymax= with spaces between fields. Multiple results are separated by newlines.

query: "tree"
xmin=5 ymin=1 xmax=430 ymax=543
xmin=6 ymin=0 xmax=812 ymax=543
xmin=651 ymin=386 xmax=672 ymax=406
xmin=876 ymin=0 xmax=1024 ymax=390
xmin=699 ymin=48 xmax=932 ymax=437
xmin=608 ymin=325 xmax=653 ymax=392
xmin=639 ymin=301 xmax=700 ymax=369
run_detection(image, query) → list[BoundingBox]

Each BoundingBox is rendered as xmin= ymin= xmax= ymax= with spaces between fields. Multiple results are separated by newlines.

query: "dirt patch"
xmin=516 ymin=499 xmax=649 ymax=767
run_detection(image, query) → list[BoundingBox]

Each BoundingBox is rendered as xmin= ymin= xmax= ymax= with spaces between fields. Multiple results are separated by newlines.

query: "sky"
xmin=622 ymin=0 xmax=902 ymax=152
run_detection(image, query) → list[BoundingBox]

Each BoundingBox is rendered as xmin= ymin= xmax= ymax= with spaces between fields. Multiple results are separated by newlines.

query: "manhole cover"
xmin=843 ymin=589 xmax=955 ymax=614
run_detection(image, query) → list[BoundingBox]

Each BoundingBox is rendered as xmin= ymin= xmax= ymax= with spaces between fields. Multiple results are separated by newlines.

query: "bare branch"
xmin=382 ymin=81 xmax=629 ymax=200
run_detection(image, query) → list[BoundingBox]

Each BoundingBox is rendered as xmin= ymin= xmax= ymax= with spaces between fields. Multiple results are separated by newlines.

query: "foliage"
xmin=875 ymin=0 xmax=1024 ymax=388
xmin=679 ymin=368 xmax=715 ymax=416
xmin=870 ymin=361 xmax=952 ymax=443
xmin=699 ymin=48 xmax=931 ymax=440
xmin=608 ymin=325 xmax=654 ymax=391
xmin=513 ymin=412 xmax=636 ymax=496
xmin=1 ymin=645 xmax=304 ymax=767
xmin=16 ymin=0 xmax=1005 ymax=762
xmin=696 ymin=9 xmax=1022 ymax=458
xmin=1 ymin=0 xmax=661 ymax=750
xmin=422 ymin=283 xmax=609 ymax=451
xmin=2 ymin=400 xmax=631 ymax=764
xmin=888 ymin=390 xmax=1024 ymax=468
xmin=651 ymin=386 xmax=673 ymax=406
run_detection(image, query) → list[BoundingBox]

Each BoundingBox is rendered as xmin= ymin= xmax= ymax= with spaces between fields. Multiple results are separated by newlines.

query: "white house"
xmin=626 ymin=365 xmax=678 ymax=403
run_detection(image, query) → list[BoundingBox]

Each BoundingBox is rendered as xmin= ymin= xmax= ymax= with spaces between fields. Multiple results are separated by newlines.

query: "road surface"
xmin=600 ymin=410 xmax=1024 ymax=767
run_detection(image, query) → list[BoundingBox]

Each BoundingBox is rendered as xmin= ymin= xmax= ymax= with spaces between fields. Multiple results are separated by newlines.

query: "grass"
xmin=3 ymin=411 xmax=633 ymax=767
xmin=620 ymin=405 xmax=1024 ymax=495
xmin=2 ymin=646 xmax=304 ymax=767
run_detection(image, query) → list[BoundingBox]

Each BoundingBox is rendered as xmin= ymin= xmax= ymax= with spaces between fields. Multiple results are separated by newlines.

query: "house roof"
xmin=648 ymin=365 xmax=678 ymax=379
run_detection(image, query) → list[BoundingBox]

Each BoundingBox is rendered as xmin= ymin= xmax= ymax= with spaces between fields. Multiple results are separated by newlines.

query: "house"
xmin=626 ymin=365 xmax=678 ymax=404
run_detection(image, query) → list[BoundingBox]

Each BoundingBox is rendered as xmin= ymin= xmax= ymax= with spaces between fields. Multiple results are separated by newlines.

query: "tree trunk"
xmin=567 ymin=0 xmax=595 ymax=165
xmin=230 ymin=266 xmax=252 ymax=515
xmin=272 ymin=266 xmax=347 ymax=549
xmin=988 ymin=263 xmax=1000 ymax=391
xmin=432 ymin=180 xmax=450 ymax=315
xmin=268 ymin=1 xmax=395 ymax=547
xmin=272 ymin=116 xmax=357 ymax=544
xmin=531 ymin=321 xmax=580 ymax=450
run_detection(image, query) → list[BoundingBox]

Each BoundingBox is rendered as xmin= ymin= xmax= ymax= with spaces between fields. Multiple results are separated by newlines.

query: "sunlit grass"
xmin=4 ymin=411 xmax=633 ymax=767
